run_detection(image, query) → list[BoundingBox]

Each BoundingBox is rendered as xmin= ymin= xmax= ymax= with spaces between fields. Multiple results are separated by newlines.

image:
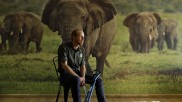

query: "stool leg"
xmin=56 ymin=85 xmax=62 ymax=102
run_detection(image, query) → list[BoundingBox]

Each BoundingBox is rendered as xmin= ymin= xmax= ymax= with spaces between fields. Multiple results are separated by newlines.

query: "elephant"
xmin=42 ymin=0 xmax=117 ymax=75
xmin=157 ymin=18 xmax=178 ymax=50
xmin=0 ymin=24 xmax=9 ymax=51
xmin=123 ymin=12 xmax=162 ymax=53
xmin=3 ymin=12 xmax=44 ymax=53
xmin=0 ymin=20 xmax=13 ymax=52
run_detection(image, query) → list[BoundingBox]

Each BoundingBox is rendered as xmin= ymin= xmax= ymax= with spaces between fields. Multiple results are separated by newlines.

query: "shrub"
xmin=164 ymin=8 xmax=176 ymax=13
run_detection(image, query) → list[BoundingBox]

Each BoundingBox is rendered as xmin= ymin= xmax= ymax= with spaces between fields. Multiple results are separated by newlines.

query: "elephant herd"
xmin=123 ymin=12 xmax=179 ymax=53
xmin=0 ymin=12 xmax=44 ymax=53
xmin=0 ymin=0 xmax=117 ymax=75
xmin=0 ymin=0 xmax=179 ymax=75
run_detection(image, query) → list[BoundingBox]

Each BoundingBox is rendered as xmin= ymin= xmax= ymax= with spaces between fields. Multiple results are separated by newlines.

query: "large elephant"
xmin=3 ymin=12 xmax=44 ymax=53
xmin=123 ymin=12 xmax=162 ymax=53
xmin=157 ymin=18 xmax=178 ymax=50
xmin=42 ymin=0 xmax=117 ymax=75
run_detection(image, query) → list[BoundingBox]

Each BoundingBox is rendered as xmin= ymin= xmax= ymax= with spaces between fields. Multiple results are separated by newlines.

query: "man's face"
xmin=74 ymin=31 xmax=85 ymax=45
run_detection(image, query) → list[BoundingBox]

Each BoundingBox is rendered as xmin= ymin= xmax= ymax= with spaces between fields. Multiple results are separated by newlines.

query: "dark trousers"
xmin=62 ymin=74 xmax=106 ymax=102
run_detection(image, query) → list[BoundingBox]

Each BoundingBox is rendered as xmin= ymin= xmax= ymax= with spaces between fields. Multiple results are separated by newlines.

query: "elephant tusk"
xmin=10 ymin=31 xmax=13 ymax=36
xmin=149 ymin=34 xmax=152 ymax=40
xmin=20 ymin=29 xmax=23 ymax=33
xmin=163 ymin=32 xmax=165 ymax=36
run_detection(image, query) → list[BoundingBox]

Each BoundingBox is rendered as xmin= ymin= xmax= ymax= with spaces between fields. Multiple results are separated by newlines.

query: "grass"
xmin=0 ymin=13 xmax=182 ymax=94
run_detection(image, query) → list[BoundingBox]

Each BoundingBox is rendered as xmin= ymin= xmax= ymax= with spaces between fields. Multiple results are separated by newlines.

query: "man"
xmin=58 ymin=29 xmax=106 ymax=102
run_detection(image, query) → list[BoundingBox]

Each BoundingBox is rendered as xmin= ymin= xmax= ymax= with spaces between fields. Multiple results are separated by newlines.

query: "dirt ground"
xmin=1 ymin=94 xmax=182 ymax=102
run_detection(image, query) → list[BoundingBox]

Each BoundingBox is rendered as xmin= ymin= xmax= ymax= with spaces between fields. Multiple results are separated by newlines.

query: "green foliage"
xmin=164 ymin=7 xmax=176 ymax=13
xmin=112 ymin=0 xmax=182 ymax=14
xmin=114 ymin=1 xmax=137 ymax=14
xmin=1 ymin=0 xmax=182 ymax=15
xmin=0 ymin=0 xmax=48 ymax=15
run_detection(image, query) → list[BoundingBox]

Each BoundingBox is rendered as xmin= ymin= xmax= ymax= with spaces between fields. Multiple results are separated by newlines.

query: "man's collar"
xmin=69 ymin=42 xmax=81 ymax=51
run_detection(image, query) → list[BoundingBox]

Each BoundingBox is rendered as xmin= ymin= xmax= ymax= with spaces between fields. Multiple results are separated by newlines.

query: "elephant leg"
xmin=129 ymin=35 xmax=135 ymax=51
xmin=26 ymin=40 xmax=31 ymax=50
xmin=147 ymin=44 xmax=150 ymax=52
xmin=159 ymin=42 xmax=164 ymax=51
xmin=150 ymin=38 xmax=155 ymax=48
xmin=140 ymin=44 xmax=145 ymax=53
xmin=157 ymin=39 xmax=164 ymax=51
xmin=12 ymin=33 xmax=20 ymax=51
xmin=1 ymin=33 xmax=9 ymax=51
xmin=130 ymin=34 xmax=140 ymax=52
xmin=135 ymin=36 xmax=140 ymax=52
xmin=165 ymin=33 xmax=172 ymax=49
xmin=140 ymin=41 xmax=149 ymax=53
xmin=22 ymin=32 xmax=31 ymax=52
xmin=96 ymin=54 xmax=107 ymax=76
xmin=35 ymin=41 xmax=42 ymax=53
xmin=1 ymin=40 xmax=7 ymax=51
xmin=173 ymin=38 xmax=178 ymax=50
xmin=139 ymin=39 xmax=143 ymax=53
xmin=23 ymin=39 xmax=28 ymax=52
xmin=161 ymin=41 xmax=164 ymax=50
xmin=157 ymin=41 xmax=161 ymax=51
xmin=85 ymin=57 xmax=93 ymax=75
xmin=8 ymin=36 xmax=13 ymax=51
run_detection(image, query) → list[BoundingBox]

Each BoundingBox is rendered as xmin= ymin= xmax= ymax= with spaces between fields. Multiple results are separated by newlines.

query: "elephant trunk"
xmin=137 ymin=27 xmax=151 ymax=53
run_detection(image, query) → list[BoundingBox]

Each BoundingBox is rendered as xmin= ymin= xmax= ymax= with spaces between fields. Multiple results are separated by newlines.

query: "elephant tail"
xmin=105 ymin=59 xmax=111 ymax=68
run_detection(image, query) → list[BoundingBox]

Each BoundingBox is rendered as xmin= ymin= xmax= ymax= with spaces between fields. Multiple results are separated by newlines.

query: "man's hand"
xmin=79 ymin=77 xmax=85 ymax=87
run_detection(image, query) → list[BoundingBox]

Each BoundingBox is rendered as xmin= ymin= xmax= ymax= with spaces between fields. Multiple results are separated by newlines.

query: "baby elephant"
xmin=157 ymin=18 xmax=178 ymax=50
xmin=3 ymin=12 xmax=44 ymax=53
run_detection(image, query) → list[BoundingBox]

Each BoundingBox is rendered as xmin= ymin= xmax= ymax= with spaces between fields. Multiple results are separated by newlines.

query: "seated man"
xmin=58 ymin=29 xmax=106 ymax=102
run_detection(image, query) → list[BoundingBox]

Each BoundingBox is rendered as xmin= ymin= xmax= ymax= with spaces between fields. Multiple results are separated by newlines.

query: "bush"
xmin=147 ymin=6 xmax=158 ymax=12
xmin=164 ymin=8 xmax=176 ymax=13
xmin=115 ymin=1 xmax=136 ymax=14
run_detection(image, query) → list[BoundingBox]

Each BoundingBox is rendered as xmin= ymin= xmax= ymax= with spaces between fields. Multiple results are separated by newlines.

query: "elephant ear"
xmin=41 ymin=0 xmax=60 ymax=32
xmin=170 ymin=19 xmax=178 ymax=28
xmin=3 ymin=13 xmax=24 ymax=31
xmin=153 ymin=13 xmax=162 ymax=25
xmin=123 ymin=13 xmax=138 ymax=27
xmin=87 ymin=0 xmax=117 ymax=32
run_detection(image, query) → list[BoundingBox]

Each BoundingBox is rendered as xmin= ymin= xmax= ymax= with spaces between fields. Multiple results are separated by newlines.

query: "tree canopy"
xmin=0 ymin=0 xmax=47 ymax=15
xmin=113 ymin=0 xmax=182 ymax=14
xmin=0 ymin=0 xmax=181 ymax=16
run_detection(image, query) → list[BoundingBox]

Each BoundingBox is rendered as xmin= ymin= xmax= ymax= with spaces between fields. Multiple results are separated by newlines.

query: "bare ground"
xmin=1 ymin=94 xmax=182 ymax=102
